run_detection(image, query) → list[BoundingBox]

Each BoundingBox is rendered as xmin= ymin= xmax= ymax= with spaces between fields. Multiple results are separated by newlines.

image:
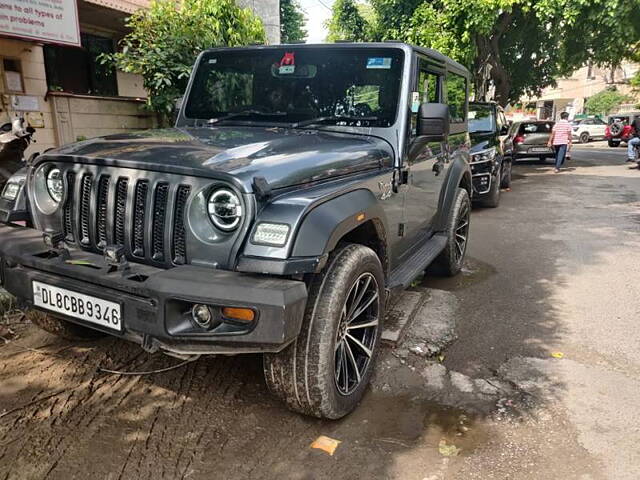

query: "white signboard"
xmin=0 ymin=0 xmax=80 ymax=46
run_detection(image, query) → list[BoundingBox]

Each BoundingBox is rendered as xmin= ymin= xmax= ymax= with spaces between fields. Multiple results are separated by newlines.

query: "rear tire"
xmin=27 ymin=309 xmax=105 ymax=341
xmin=427 ymin=188 xmax=471 ymax=277
xmin=263 ymin=243 xmax=384 ymax=419
xmin=608 ymin=139 xmax=620 ymax=148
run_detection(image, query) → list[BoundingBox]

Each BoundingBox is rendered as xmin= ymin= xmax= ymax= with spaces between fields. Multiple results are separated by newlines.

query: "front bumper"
xmin=0 ymin=226 xmax=307 ymax=356
xmin=470 ymin=160 xmax=497 ymax=196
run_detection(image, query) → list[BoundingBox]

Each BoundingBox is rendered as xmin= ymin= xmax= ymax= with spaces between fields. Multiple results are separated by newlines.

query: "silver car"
xmin=510 ymin=120 xmax=556 ymax=162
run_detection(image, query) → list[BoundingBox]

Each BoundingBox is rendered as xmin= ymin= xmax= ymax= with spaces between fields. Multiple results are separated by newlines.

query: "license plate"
xmin=32 ymin=281 xmax=122 ymax=331
xmin=530 ymin=147 xmax=551 ymax=153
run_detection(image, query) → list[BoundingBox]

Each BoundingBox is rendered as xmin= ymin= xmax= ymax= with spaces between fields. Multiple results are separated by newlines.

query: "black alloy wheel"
xmin=334 ymin=272 xmax=380 ymax=395
xmin=453 ymin=198 xmax=470 ymax=264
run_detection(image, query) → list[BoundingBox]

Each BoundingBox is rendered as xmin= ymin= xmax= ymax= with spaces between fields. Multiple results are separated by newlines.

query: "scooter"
xmin=0 ymin=117 xmax=36 ymax=226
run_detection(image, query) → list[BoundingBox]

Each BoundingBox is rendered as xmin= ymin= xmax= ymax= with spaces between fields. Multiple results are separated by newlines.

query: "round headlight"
xmin=46 ymin=168 xmax=64 ymax=203
xmin=207 ymin=188 xmax=242 ymax=231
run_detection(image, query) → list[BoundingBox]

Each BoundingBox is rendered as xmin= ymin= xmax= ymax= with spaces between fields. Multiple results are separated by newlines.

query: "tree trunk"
xmin=473 ymin=10 xmax=516 ymax=107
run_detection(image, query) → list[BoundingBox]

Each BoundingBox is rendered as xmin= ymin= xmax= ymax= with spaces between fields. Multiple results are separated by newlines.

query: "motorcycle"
xmin=0 ymin=117 xmax=36 ymax=226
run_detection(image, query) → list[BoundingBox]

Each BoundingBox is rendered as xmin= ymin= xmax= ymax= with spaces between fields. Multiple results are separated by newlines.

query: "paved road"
xmin=0 ymin=141 xmax=638 ymax=479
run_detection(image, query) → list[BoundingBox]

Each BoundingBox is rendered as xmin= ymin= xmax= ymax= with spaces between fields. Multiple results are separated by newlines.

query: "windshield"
xmin=520 ymin=122 xmax=553 ymax=134
xmin=468 ymin=104 xmax=495 ymax=133
xmin=185 ymin=48 xmax=404 ymax=128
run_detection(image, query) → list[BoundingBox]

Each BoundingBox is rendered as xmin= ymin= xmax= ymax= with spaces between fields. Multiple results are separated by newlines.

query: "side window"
xmin=446 ymin=73 xmax=467 ymax=123
xmin=412 ymin=60 xmax=441 ymax=135
xmin=418 ymin=68 xmax=439 ymax=104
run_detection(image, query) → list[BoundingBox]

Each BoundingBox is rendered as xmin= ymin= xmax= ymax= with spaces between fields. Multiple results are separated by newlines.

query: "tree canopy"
xmin=280 ymin=0 xmax=307 ymax=43
xmin=584 ymin=88 xmax=631 ymax=116
xmin=328 ymin=0 xmax=640 ymax=106
xmin=326 ymin=0 xmax=370 ymax=42
xmin=105 ymin=0 xmax=265 ymax=117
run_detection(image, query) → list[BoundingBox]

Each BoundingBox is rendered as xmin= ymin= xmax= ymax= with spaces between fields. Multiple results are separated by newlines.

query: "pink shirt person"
xmin=550 ymin=118 xmax=572 ymax=146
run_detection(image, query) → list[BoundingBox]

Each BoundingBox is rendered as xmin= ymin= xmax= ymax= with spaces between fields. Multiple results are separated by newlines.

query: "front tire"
xmin=264 ymin=244 xmax=384 ymax=419
xmin=27 ymin=310 xmax=105 ymax=340
xmin=579 ymin=132 xmax=590 ymax=144
xmin=428 ymin=188 xmax=471 ymax=277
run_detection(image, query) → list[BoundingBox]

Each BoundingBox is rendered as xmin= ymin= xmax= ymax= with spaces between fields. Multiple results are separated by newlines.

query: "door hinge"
xmin=398 ymin=223 xmax=405 ymax=237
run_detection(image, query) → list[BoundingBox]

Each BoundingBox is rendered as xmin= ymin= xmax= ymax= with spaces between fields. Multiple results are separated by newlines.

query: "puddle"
xmin=337 ymin=393 xmax=488 ymax=455
xmin=417 ymin=258 xmax=496 ymax=292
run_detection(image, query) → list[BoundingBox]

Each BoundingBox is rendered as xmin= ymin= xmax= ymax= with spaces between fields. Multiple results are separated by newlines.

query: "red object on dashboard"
xmin=514 ymin=135 xmax=525 ymax=144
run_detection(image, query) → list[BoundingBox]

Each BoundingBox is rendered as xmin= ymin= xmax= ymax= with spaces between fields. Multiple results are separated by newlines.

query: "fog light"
xmin=252 ymin=222 xmax=290 ymax=246
xmin=222 ymin=307 xmax=255 ymax=323
xmin=191 ymin=304 xmax=213 ymax=328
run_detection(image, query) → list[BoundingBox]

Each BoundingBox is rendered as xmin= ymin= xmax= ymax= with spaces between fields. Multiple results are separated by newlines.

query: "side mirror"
xmin=417 ymin=103 xmax=449 ymax=140
xmin=500 ymin=124 xmax=509 ymax=135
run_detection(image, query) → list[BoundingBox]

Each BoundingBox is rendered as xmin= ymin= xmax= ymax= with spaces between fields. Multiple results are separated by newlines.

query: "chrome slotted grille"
xmin=79 ymin=174 xmax=93 ymax=246
xmin=64 ymin=168 xmax=192 ymax=267
xmin=96 ymin=175 xmax=110 ymax=248
xmin=132 ymin=180 xmax=148 ymax=257
xmin=172 ymin=185 xmax=191 ymax=265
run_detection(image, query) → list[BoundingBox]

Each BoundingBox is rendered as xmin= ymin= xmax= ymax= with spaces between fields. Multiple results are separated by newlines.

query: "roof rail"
xmin=384 ymin=39 xmax=401 ymax=43
xmin=334 ymin=39 xmax=354 ymax=43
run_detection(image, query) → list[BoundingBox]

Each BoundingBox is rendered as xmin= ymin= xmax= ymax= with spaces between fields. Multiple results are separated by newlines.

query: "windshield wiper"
xmin=207 ymin=110 xmax=287 ymax=125
xmin=292 ymin=115 xmax=379 ymax=128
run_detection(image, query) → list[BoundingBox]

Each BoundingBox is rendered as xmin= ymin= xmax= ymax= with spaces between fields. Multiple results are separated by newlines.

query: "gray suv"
xmin=0 ymin=43 xmax=472 ymax=418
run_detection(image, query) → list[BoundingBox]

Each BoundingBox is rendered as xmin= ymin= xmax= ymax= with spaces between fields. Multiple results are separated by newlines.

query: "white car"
xmin=571 ymin=117 xmax=607 ymax=143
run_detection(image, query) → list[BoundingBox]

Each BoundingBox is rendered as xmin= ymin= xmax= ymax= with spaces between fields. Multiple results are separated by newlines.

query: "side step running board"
xmin=388 ymin=234 xmax=447 ymax=289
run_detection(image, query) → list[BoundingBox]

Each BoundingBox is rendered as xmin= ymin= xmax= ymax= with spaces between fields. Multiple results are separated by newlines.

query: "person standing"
xmin=627 ymin=115 xmax=640 ymax=167
xmin=547 ymin=111 xmax=573 ymax=173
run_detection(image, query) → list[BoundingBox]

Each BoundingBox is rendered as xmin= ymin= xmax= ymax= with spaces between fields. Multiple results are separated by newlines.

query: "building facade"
xmin=0 ymin=0 xmax=280 ymax=157
xmin=519 ymin=61 xmax=640 ymax=121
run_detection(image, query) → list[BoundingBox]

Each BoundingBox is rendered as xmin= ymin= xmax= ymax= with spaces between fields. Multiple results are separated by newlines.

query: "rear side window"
xmin=446 ymin=73 xmax=467 ymax=123
xmin=520 ymin=122 xmax=553 ymax=134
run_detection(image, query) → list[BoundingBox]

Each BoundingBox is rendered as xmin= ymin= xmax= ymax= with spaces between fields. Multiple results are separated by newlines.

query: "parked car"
xmin=509 ymin=120 xmax=556 ymax=162
xmin=0 ymin=43 xmax=473 ymax=419
xmin=468 ymin=101 xmax=512 ymax=208
xmin=605 ymin=113 xmax=640 ymax=147
xmin=571 ymin=117 xmax=607 ymax=143
xmin=0 ymin=168 xmax=31 ymax=226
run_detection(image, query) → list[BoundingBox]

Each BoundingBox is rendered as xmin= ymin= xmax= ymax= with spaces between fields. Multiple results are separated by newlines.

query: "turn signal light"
xmin=222 ymin=307 xmax=255 ymax=322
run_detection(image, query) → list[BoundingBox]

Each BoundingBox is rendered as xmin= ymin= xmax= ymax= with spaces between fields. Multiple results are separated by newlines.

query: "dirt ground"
xmin=1 ymin=141 xmax=639 ymax=479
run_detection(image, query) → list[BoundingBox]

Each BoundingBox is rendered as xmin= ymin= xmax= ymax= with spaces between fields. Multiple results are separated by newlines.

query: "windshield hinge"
xmin=252 ymin=176 xmax=272 ymax=200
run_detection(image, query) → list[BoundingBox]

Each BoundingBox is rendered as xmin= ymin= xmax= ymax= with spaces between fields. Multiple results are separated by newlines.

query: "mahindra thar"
xmin=0 ymin=43 xmax=472 ymax=418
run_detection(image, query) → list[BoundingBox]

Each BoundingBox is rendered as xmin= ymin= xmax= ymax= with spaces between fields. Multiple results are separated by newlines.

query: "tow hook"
xmin=141 ymin=334 xmax=159 ymax=354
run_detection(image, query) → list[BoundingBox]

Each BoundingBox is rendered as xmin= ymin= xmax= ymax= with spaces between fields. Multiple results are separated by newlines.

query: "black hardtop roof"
xmin=200 ymin=42 xmax=470 ymax=77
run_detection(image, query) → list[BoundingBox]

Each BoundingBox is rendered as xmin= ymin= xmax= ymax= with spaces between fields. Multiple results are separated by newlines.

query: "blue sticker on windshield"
xmin=367 ymin=57 xmax=392 ymax=69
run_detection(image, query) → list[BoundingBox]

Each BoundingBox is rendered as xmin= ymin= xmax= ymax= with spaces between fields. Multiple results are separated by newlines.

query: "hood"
xmin=469 ymin=133 xmax=494 ymax=154
xmin=43 ymin=127 xmax=393 ymax=192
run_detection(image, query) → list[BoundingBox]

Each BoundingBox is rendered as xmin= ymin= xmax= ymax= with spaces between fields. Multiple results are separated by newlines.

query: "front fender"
xmin=433 ymin=151 xmax=471 ymax=231
xmin=291 ymin=189 xmax=388 ymax=257
xmin=237 ymin=186 xmax=389 ymax=275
